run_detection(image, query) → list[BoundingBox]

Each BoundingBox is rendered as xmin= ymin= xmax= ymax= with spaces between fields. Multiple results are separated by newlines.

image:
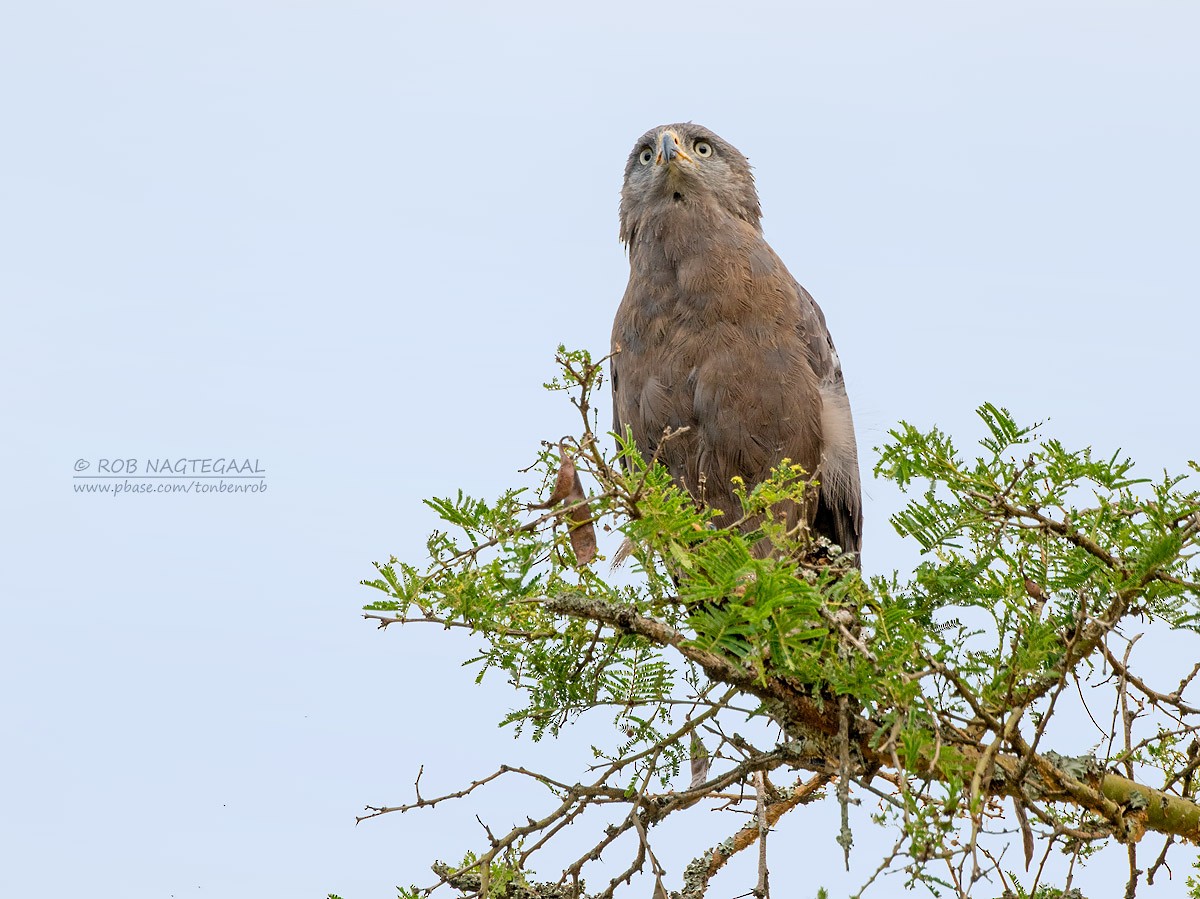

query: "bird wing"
xmin=791 ymin=280 xmax=863 ymax=558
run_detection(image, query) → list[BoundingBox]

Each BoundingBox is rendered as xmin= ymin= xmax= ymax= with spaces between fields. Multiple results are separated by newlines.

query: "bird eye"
xmin=694 ymin=141 xmax=713 ymax=157
xmin=638 ymin=148 xmax=653 ymax=166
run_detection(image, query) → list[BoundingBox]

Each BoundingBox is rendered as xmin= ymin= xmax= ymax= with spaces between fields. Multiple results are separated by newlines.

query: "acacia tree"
xmin=359 ymin=349 xmax=1200 ymax=899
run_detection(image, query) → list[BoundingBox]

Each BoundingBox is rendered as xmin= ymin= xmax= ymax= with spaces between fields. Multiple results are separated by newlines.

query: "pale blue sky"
xmin=2 ymin=2 xmax=1198 ymax=897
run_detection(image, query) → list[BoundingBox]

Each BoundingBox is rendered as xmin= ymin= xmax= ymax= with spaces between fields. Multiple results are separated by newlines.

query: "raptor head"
xmin=619 ymin=123 xmax=763 ymax=245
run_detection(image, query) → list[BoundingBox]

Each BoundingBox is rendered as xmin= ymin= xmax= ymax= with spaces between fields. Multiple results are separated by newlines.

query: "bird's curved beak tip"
xmin=655 ymin=130 xmax=691 ymax=166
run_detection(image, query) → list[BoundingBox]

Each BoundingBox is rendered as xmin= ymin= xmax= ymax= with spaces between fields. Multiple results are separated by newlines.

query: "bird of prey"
xmin=610 ymin=123 xmax=862 ymax=562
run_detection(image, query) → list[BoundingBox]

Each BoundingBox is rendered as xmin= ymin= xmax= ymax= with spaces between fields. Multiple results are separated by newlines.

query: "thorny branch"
xmin=360 ymin=354 xmax=1200 ymax=898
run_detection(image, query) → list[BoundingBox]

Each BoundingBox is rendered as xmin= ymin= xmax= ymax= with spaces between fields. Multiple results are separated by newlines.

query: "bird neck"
xmin=627 ymin=204 xmax=764 ymax=277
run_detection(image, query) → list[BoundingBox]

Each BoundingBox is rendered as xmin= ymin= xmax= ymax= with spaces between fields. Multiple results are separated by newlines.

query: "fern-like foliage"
xmin=359 ymin=349 xmax=1200 ymax=899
